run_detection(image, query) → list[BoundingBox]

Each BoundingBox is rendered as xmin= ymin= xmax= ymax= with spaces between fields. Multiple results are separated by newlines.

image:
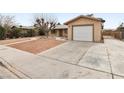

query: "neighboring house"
xmin=18 ymin=26 xmax=35 ymax=30
xmin=64 ymin=15 xmax=105 ymax=42
xmin=49 ymin=25 xmax=68 ymax=38
xmin=17 ymin=26 xmax=38 ymax=37
xmin=116 ymin=23 xmax=124 ymax=39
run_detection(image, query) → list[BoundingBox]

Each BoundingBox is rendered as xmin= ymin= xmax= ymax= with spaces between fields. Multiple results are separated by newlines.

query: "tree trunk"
xmin=45 ymin=32 xmax=48 ymax=38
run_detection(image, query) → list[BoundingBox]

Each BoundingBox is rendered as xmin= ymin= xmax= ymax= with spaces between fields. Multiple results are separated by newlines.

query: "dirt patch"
xmin=8 ymin=38 xmax=65 ymax=54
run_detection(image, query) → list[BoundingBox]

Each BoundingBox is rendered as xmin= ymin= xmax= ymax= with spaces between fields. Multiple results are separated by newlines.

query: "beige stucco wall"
xmin=67 ymin=18 xmax=102 ymax=42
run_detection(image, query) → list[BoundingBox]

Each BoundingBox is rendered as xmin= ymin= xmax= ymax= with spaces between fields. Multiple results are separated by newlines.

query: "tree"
xmin=117 ymin=22 xmax=124 ymax=32
xmin=0 ymin=14 xmax=16 ymax=38
xmin=57 ymin=22 xmax=61 ymax=25
xmin=0 ymin=15 xmax=15 ymax=28
xmin=86 ymin=14 xmax=94 ymax=17
xmin=34 ymin=14 xmax=58 ymax=38
xmin=119 ymin=23 xmax=124 ymax=28
xmin=0 ymin=25 xmax=6 ymax=40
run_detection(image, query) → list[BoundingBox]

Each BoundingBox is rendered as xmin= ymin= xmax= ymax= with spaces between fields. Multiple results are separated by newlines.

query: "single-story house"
xmin=16 ymin=26 xmax=38 ymax=37
xmin=64 ymin=15 xmax=105 ymax=42
xmin=49 ymin=25 xmax=68 ymax=38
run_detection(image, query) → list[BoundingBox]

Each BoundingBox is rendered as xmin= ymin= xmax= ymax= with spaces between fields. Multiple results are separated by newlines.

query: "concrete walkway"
xmin=104 ymin=39 xmax=124 ymax=78
xmin=0 ymin=37 xmax=40 ymax=45
xmin=4 ymin=38 xmax=37 ymax=46
xmin=0 ymin=39 xmax=124 ymax=79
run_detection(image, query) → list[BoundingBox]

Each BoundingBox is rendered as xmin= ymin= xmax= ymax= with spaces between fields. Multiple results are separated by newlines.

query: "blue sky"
xmin=1 ymin=13 xmax=124 ymax=29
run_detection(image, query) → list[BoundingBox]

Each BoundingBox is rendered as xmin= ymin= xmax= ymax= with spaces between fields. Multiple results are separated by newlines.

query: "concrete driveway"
xmin=38 ymin=41 xmax=95 ymax=64
xmin=0 ymin=39 xmax=124 ymax=79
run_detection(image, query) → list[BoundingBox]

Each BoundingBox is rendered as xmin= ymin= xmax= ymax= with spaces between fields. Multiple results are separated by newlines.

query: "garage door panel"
xmin=73 ymin=26 xmax=93 ymax=41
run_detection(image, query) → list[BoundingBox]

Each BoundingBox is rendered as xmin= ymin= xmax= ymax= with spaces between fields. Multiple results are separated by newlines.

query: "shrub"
xmin=6 ymin=31 xmax=13 ymax=39
xmin=11 ymin=27 xmax=21 ymax=38
xmin=38 ymin=29 xmax=45 ymax=36
xmin=0 ymin=26 xmax=6 ymax=40
xmin=27 ymin=29 xmax=36 ymax=37
xmin=20 ymin=31 xmax=28 ymax=37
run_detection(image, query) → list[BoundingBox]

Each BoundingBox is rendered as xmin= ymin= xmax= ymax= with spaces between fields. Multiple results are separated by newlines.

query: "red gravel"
xmin=9 ymin=38 xmax=64 ymax=54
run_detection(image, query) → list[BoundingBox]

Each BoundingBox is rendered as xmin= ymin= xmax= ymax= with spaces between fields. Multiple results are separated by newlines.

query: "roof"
xmin=17 ymin=26 xmax=35 ymax=29
xmin=119 ymin=23 xmax=124 ymax=28
xmin=54 ymin=25 xmax=68 ymax=30
xmin=64 ymin=15 xmax=105 ymax=25
xmin=103 ymin=29 xmax=115 ymax=32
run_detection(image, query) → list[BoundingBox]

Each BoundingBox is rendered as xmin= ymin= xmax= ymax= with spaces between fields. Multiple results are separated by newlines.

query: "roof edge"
xmin=64 ymin=15 xmax=105 ymax=25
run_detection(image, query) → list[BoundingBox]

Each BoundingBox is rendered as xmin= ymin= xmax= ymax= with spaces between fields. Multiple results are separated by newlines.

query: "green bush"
xmin=0 ymin=26 xmax=44 ymax=39
xmin=27 ymin=29 xmax=36 ymax=37
xmin=11 ymin=27 xmax=21 ymax=38
xmin=0 ymin=26 xmax=6 ymax=40
xmin=20 ymin=32 xmax=28 ymax=37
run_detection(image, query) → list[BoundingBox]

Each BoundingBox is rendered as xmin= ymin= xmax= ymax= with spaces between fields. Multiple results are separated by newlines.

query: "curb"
xmin=0 ymin=57 xmax=31 ymax=79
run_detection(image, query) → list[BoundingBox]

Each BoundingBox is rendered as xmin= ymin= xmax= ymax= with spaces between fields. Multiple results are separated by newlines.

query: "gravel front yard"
xmin=8 ymin=38 xmax=64 ymax=54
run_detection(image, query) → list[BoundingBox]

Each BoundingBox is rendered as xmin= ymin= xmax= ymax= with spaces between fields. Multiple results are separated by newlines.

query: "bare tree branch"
xmin=0 ymin=14 xmax=16 ymax=29
xmin=34 ymin=13 xmax=58 ymax=38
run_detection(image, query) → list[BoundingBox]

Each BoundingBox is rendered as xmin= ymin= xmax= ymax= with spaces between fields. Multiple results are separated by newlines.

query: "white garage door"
xmin=73 ymin=25 xmax=93 ymax=41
